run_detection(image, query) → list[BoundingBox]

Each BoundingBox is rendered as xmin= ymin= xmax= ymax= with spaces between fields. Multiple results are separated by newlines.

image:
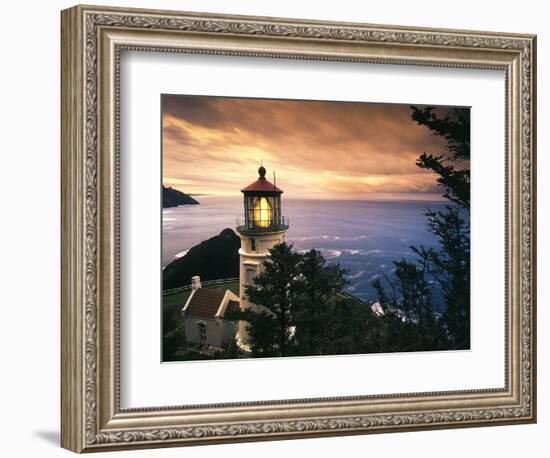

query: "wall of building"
xmin=185 ymin=316 xmax=216 ymax=346
xmin=238 ymin=230 xmax=288 ymax=341
xmin=185 ymin=315 xmax=237 ymax=348
xmin=218 ymin=319 xmax=239 ymax=346
xmin=238 ymin=231 xmax=288 ymax=292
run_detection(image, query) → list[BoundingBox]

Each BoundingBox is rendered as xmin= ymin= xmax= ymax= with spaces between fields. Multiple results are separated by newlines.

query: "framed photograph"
xmin=61 ymin=4 xmax=537 ymax=453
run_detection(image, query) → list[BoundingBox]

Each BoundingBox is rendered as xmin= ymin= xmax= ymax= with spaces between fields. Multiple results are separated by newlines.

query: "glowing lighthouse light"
xmin=253 ymin=197 xmax=272 ymax=228
xmin=238 ymin=165 xmax=284 ymax=232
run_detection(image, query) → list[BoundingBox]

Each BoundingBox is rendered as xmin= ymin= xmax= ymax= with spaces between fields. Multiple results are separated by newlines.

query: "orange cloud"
xmin=162 ymin=95 xmax=461 ymax=200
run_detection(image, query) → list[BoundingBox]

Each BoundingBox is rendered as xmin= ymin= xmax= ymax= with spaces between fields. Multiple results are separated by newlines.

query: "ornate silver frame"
xmin=61 ymin=4 xmax=537 ymax=453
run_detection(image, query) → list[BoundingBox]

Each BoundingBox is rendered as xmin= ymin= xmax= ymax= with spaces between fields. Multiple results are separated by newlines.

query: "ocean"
xmin=162 ymin=196 xmax=449 ymax=300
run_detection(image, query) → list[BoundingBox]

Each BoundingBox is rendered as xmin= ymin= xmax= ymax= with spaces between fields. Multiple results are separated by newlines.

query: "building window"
xmin=250 ymin=238 xmax=256 ymax=251
xmin=245 ymin=265 xmax=257 ymax=285
xmin=198 ymin=322 xmax=207 ymax=341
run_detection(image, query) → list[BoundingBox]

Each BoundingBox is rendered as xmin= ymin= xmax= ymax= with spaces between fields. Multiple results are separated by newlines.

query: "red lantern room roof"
xmin=241 ymin=166 xmax=283 ymax=194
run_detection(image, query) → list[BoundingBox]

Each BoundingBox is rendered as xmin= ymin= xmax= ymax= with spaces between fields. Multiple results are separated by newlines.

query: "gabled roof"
xmin=185 ymin=288 xmax=226 ymax=318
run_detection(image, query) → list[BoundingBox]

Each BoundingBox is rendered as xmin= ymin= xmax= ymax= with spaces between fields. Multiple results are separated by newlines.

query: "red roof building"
xmin=185 ymin=288 xmax=227 ymax=318
xmin=182 ymin=277 xmax=240 ymax=348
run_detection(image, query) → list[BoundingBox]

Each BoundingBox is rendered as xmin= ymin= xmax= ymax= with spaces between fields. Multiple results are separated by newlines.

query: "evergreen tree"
xmin=413 ymin=106 xmax=470 ymax=348
xmin=373 ymin=106 xmax=471 ymax=350
xmin=412 ymin=106 xmax=470 ymax=206
xmin=293 ymin=249 xmax=348 ymax=355
xmin=244 ymin=243 xmax=302 ymax=357
xmin=371 ymin=256 xmax=449 ymax=352
xmin=321 ymin=295 xmax=376 ymax=355
xmin=239 ymin=244 xmax=358 ymax=357
xmin=240 ymin=310 xmax=279 ymax=357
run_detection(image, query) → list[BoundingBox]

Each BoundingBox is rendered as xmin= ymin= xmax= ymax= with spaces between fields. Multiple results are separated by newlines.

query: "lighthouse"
xmin=236 ymin=165 xmax=289 ymax=346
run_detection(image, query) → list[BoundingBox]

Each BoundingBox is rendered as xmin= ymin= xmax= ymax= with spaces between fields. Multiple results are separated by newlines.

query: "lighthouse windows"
xmin=250 ymin=238 xmax=256 ymax=252
xmin=252 ymin=196 xmax=272 ymax=228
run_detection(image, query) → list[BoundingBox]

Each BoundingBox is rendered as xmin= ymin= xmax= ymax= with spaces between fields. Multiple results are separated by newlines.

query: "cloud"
xmin=162 ymin=94 xmax=458 ymax=199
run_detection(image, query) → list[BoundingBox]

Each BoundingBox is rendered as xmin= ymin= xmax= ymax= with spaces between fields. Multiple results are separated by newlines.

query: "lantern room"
xmin=237 ymin=165 xmax=288 ymax=234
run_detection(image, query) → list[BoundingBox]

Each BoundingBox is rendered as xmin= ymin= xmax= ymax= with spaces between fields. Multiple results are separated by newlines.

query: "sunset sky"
xmin=162 ymin=95 xmax=457 ymax=201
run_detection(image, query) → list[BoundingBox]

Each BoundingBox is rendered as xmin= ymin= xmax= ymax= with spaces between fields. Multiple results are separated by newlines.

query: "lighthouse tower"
xmin=236 ymin=165 xmax=289 ymax=346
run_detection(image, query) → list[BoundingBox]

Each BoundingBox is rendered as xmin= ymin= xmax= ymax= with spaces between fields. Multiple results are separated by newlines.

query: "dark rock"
xmin=163 ymin=228 xmax=240 ymax=290
xmin=163 ymin=185 xmax=199 ymax=208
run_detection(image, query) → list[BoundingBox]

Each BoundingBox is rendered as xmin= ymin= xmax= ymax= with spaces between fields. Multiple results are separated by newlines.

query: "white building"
xmin=182 ymin=276 xmax=240 ymax=348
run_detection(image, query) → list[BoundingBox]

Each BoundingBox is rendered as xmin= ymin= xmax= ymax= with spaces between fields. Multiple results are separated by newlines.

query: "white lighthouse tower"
xmin=236 ymin=165 xmax=289 ymax=346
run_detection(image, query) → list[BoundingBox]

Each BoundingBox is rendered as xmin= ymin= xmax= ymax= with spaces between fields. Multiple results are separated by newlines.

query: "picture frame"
xmin=61 ymin=4 xmax=537 ymax=453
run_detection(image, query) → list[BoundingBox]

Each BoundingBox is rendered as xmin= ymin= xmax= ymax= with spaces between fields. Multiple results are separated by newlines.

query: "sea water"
xmin=162 ymin=196 xmax=450 ymax=300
